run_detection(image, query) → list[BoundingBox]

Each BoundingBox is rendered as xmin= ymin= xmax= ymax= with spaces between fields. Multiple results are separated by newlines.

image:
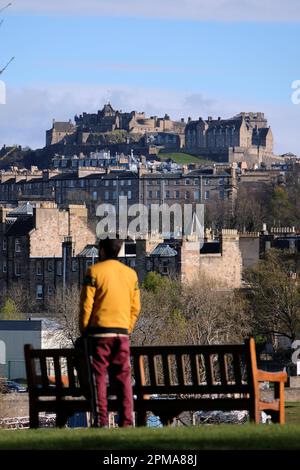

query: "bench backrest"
xmin=25 ymin=339 xmax=255 ymax=399
xmin=131 ymin=342 xmax=253 ymax=397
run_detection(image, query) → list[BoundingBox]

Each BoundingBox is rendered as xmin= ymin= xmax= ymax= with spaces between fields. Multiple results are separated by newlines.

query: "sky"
xmin=0 ymin=0 xmax=300 ymax=153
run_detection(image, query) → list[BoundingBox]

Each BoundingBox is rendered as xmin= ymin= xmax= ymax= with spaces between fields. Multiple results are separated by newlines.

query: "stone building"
xmin=0 ymin=202 xmax=95 ymax=303
xmin=185 ymin=112 xmax=276 ymax=166
xmin=0 ymin=165 xmax=237 ymax=223
xmin=46 ymin=103 xmax=186 ymax=148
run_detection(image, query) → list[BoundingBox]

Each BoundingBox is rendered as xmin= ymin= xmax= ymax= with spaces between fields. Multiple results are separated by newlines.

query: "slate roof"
xmin=150 ymin=243 xmax=177 ymax=257
xmin=78 ymin=245 xmax=99 ymax=258
xmin=7 ymin=202 xmax=33 ymax=217
xmin=5 ymin=216 xmax=35 ymax=236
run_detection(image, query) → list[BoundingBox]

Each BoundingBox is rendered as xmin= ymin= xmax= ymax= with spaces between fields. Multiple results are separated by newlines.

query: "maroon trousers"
xmin=88 ymin=336 xmax=133 ymax=427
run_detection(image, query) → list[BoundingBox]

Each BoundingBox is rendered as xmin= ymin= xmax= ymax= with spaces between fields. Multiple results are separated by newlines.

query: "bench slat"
xmin=148 ymin=354 xmax=158 ymax=386
xmin=219 ymin=353 xmax=229 ymax=386
xmin=162 ymin=355 xmax=172 ymax=386
xmin=233 ymin=352 xmax=243 ymax=386
xmin=40 ymin=356 xmax=49 ymax=389
xmin=176 ymin=354 xmax=186 ymax=386
xmin=203 ymin=353 xmax=214 ymax=386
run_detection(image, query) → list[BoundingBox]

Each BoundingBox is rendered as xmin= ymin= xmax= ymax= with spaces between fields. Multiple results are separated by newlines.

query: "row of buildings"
xmin=0 ymin=161 xmax=285 ymax=222
xmin=0 ymin=198 xmax=298 ymax=305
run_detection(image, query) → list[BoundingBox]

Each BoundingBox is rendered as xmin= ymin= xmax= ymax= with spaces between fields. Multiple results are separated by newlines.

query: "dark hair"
xmin=99 ymin=237 xmax=123 ymax=260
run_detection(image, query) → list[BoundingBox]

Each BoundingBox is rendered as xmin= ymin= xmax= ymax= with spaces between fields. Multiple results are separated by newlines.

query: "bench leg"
xmin=159 ymin=414 xmax=176 ymax=426
xmin=136 ymin=411 xmax=147 ymax=427
xmin=275 ymin=382 xmax=285 ymax=424
xmin=56 ymin=412 xmax=69 ymax=428
xmin=29 ymin=408 xmax=39 ymax=429
xmin=249 ymin=402 xmax=260 ymax=424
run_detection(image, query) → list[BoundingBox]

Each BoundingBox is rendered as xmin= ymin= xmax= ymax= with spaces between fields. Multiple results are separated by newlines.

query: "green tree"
xmin=0 ymin=298 xmax=21 ymax=320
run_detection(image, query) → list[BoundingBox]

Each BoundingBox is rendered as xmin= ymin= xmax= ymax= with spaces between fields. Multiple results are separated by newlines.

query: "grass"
xmin=1 ymin=425 xmax=300 ymax=450
xmin=158 ymin=152 xmax=214 ymax=165
xmin=0 ymin=403 xmax=299 ymax=450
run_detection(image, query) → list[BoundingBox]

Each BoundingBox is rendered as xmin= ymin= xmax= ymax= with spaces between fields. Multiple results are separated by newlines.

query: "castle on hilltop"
xmin=46 ymin=103 xmax=186 ymax=147
xmin=46 ymin=105 xmax=280 ymax=167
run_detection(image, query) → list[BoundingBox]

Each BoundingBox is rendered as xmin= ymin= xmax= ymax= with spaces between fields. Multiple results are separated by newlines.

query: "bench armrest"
xmin=256 ymin=369 xmax=287 ymax=383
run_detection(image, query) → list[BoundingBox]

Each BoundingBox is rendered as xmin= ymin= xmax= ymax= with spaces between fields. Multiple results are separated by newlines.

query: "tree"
xmin=45 ymin=286 xmax=81 ymax=346
xmin=132 ymin=273 xmax=250 ymax=346
xmin=0 ymin=283 xmax=38 ymax=319
xmin=245 ymin=249 xmax=300 ymax=343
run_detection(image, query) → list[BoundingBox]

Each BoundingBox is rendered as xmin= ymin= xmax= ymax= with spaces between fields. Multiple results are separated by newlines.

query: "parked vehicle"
xmin=0 ymin=379 xmax=27 ymax=393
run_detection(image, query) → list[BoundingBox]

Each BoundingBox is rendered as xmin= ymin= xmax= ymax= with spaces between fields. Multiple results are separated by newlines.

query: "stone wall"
xmin=30 ymin=205 xmax=95 ymax=257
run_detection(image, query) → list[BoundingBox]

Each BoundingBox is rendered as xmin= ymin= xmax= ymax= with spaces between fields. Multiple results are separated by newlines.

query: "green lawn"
xmin=158 ymin=152 xmax=214 ymax=165
xmin=0 ymin=403 xmax=299 ymax=450
xmin=1 ymin=424 xmax=300 ymax=450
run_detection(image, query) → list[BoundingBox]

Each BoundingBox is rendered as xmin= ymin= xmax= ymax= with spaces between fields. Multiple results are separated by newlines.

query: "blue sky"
xmin=1 ymin=0 xmax=300 ymax=153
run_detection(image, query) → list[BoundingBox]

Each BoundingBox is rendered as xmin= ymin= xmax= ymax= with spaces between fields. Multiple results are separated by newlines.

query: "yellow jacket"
xmin=79 ymin=259 xmax=141 ymax=334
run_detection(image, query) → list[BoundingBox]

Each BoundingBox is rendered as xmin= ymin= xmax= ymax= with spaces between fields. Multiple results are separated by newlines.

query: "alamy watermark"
xmin=291 ymin=80 xmax=300 ymax=105
xmin=95 ymin=197 xmax=204 ymax=248
xmin=0 ymin=80 xmax=6 ymax=104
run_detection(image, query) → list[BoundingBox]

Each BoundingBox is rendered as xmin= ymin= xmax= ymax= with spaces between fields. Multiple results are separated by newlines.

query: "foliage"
xmin=245 ymin=249 xmax=300 ymax=342
xmin=133 ymin=273 xmax=250 ymax=346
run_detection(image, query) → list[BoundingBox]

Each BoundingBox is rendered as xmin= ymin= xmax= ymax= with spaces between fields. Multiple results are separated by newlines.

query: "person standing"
xmin=79 ymin=237 xmax=141 ymax=427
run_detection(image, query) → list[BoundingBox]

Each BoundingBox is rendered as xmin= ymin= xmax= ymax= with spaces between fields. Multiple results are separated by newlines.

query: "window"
xmin=157 ymin=191 xmax=161 ymax=199
xmin=204 ymin=178 xmax=209 ymax=186
xmin=36 ymin=261 xmax=42 ymax=276
xmin=219 ymin=178 xmax=224 ymax=185
xmin=128 ymin=191 xmax=132 ymax=200
xmin=120 ymin=180 xmax=125 ymax=186
xmin=127 ymin=180 xmax=132 ymax=186
xmin=175 ymin=180 xmax=180 ymax=185
xmin=48 ymin=286 xmax=53 ymax=295
xmin=2 ymin=260 xmax=7 ymax=273
xmin=15 ymin=239 xmax=21 ymax=253
xmin=162 ymin=261 xmax=169 ymax=274
xmin=72 ymin=260 xmax=78 ymax=272
xmin=47 ymin=260 xmax=54 ymax=272
xmin=175 ymin=190 xmax=180 ymax=199
xmin=56 ymin=261 xmax=62 ymax=276
xmin=148 ymin=191 xmax=153 ymax=198
xmin=36 ymin=285 xmax=43 ymax=300
xmin=194 ymin=190 xmax=200 ymax=200
xmin=113 ymin=180 xmax=117 ymax=186
xmin=15 ymin=262 xmax=21 ymax=276
xmin=92 ymin=191 xmax=98 ymax=201
xmin=105 ymin=180 xmax=109 ymax=187
xmin=219 ymin=190 xmax=225 ymax=199
xmin=204 ymin=190 xmax=210 ymax=200
xmin=185 ymin=191 xmax=190 ymax=199
xmin=185 ymin=179 xmax=190 ymax=185
xmin=165 ymin=190 xmax=170 ymax=198
xmin=194 ymin=179 xmax=199 ymax=185
xmin=2 ymin=239 xmax=6 ymax=251
xmin=80 ymin=180 xmax=85 ymax=188
xmin=104 ymin=191 xmax=109 ymax=201
xmin=112 ymin=191 xmax=117 ymax=200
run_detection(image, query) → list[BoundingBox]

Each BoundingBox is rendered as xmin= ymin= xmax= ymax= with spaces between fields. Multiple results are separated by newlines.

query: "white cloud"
xmin=0 ymin=83 xmax=299 ymax=154
xmin=10 ymin=0 xmax=300 ymax=22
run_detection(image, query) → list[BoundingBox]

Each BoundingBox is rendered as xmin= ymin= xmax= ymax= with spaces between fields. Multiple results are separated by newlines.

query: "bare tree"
xmin=45 ymin=286 xmax=81 ymax=346
xmin=245 ymin=249 xmax=300 ymax=344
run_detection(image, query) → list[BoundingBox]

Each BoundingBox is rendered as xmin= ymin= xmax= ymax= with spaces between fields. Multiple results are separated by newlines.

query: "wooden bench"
xmin=24 ymin=337 xmax=287 ymax=428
